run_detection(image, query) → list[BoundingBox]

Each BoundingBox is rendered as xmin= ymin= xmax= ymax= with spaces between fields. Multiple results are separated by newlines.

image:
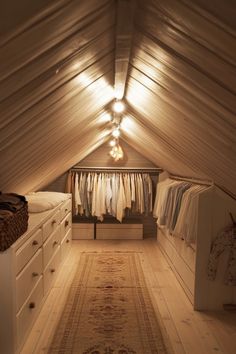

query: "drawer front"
xmin=72 ymin=223 xmax=94 ymax=240
xmin=96 ymin=223 xmax=143 ymax=230
xmin=42 ymin=210 xmax=61 ymax=242
xmin=16 ymin=277 xmax=44 ymax=348
xmin=16 ymin=228 xmax=43 ymax=275
xmin=61 ymin=228 xmax=72 ymax=262
xmin=96 ymin=228 xmax=143 ymax=240
xmin=60 ymin=199 xmax=72 ymax=221
xmin=60 ymin=213 xmax=72 ymax=241
xmin=16 ymin=249 xmax=43 ymax=312
xmin=43 ymin=227 xmax=61 ymax=269
xmin=44 ymin=247 xmax=61 ymax=296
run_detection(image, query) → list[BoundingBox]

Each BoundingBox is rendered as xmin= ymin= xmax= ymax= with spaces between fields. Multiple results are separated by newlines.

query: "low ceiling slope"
xmin=124 ymin=0 xmax=236 ymax=197
xmin=0 ymin=0 xmax=235 ymax=198
xmin=0 ymin=0 xmax=116 ymax=193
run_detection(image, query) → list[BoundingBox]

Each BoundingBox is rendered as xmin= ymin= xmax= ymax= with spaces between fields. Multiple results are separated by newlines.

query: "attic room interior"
xmin=0 ymin=0 xmax=236 ymax=353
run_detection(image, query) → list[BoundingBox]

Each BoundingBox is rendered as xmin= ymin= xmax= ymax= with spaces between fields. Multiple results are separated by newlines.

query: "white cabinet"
xmin=157 ymin=186 xmax=236 ymax=310
xmin=0 ymin=197 xmax=72 ymax=354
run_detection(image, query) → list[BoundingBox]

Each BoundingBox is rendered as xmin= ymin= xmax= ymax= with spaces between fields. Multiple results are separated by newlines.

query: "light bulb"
xmin=112 ymin=100 xmax=125 ymax=113
xmin=109 ymin=139 xmax=116 ymax=147
xmin=112 ymin=128 xmax=120 ymax=138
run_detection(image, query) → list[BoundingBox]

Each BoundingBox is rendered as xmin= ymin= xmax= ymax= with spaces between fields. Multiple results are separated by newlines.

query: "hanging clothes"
xmin=91 ymin=173 xmax=98 ymax=217
xmin=105 ymin=175 xmax=112 ymax=213
xmin=123 ymin=174 xmax=131 ymax=209
xmin=207 ymin=225 xmax=236 ymax=286
xmin=71 ymin=171 xmax=154 ymax=222
xmin=74 ymin=173 xmax=81 ymax=215
xmin=153 ymin=178 xmax=213 ymax=245
xmin=116 ymin=174 xmax=126 ymax=222
xmin=111 ymin=173 xmax=118 ymax=217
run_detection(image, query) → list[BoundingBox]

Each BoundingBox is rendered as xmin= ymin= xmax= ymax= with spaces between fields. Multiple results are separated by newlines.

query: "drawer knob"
xmin=32 ymin=272 xmax=39 ymax=277
xmin=50 ymin=268 xmax=56 ymax=273
xmin=66 ymin=239 xmax=70 ymax=243
xmin=51 ymin=220 xmax=57 ymax=225
xmin=65 ymin=208 xmax=68 ymax=212
xmin=29 ymin=302 xmax=35 ymax=309
xmin=32 ymin=240 xmax=38 ymax=246
xmin=53 ymin=241 xmax=58 ymax=247
xmin=65 ymin=220 xmax=69 ymax=227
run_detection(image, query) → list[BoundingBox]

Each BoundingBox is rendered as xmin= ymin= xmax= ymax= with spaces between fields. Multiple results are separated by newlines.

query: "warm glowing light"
xmin=109 ymin=139 xmax=116 ymax=147
xmin=75 ymin=73 xmax=114 ymax=99
xmin=109 ymin=144 xmax=124 ymax=161
xmin=112 ymin=128 xmax=120 ymax=138
xmin=99 ymin=112 xmax=112 ymax=123
xmin=120 ymin=116 xmax=134 ymax=132
xmin=114 ymin=86 xmax=123 ymax=100
xmin=112 ymin=100 xmax=125 ymax=113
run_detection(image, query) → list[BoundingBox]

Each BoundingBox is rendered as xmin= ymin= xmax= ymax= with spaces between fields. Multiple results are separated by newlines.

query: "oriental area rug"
xmin=48 ymin=252 xmax=173 ymax=354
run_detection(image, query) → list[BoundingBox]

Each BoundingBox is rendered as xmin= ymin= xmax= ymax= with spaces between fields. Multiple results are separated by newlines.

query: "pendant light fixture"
xmin=108 ymin=99 xmax=125 ymax=161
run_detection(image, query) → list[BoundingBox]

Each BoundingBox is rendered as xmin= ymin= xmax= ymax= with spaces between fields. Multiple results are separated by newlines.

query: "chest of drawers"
xmin=0 ymin=197 xmax=72 ymax=354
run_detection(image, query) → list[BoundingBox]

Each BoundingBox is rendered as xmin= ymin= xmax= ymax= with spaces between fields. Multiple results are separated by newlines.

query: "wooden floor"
xmin=21 ymin=239 xmax=236 ymax=354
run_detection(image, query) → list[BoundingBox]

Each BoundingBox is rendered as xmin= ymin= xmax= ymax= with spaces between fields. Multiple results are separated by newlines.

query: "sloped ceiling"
xmin=0 ymin=0 xmax=235 ymax=198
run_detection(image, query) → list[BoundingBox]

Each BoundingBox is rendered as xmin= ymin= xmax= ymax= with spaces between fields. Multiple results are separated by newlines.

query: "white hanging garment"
xmin=130 ymin=173 xmax=136 ymax=202
xmin=138 ymin=173 xmax=144 ymax=214
xmin=116 ymin=174 xmax=126 ymax=222
xmin=78 ymin=173 xmax=84 ymax=215
xmin=74 ymin=173 xmax=81 ymax=215
xmin=124 ymin=174 xmax=131 ymax=208
xmin=92 ymin=173 xmax=98 ymax=217
xmin=95 ymin=174 xmax=103 ymax=221
xmin=111 ymin=173 xmax=118 ymax=217
xmin=105 ymin=176 xmax=112 ymax=213
xmin=148 ymin=174 xmax=153 ymax=212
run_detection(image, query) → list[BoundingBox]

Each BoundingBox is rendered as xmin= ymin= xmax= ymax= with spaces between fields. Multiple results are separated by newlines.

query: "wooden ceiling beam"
xmin=114 ymin=0 xmax=136 ymax=100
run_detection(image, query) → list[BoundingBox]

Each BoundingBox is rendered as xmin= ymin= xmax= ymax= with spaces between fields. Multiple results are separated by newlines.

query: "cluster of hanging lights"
xmin=109 ymin=100 xmax=125 ymax=161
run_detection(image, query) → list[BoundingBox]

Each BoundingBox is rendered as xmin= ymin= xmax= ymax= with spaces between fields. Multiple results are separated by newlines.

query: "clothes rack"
xmin=170 ymin=174 xmax=236 ymax=200
xmin=71 ymin=166 xmax=162 ymax=175
xmin=170 ymin=174 xmax=213 ymax=186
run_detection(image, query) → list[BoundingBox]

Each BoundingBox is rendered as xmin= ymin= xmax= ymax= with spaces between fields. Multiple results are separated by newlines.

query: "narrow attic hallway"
xmin=0 ymin=0 xmax=236 ymax=353
xmin=21 ymin=239 xmax=236 ymax=354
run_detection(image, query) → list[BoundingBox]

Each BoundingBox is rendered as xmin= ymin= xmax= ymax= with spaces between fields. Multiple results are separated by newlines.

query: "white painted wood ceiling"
xmin=0 ymin=0 xmax=235 ymax=197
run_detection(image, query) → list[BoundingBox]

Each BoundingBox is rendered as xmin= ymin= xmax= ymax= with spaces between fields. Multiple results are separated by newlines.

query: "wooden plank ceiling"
xmin=0 ymin=0 xmax=235 ymax=197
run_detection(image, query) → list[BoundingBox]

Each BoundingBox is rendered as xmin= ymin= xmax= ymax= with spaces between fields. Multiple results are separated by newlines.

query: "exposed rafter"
xmin=114 ymin=0 xmax=136 ymax=99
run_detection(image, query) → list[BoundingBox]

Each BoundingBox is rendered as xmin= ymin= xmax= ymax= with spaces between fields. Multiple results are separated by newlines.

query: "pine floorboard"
xmin=20 ymin=239 xmax=236 ymax=354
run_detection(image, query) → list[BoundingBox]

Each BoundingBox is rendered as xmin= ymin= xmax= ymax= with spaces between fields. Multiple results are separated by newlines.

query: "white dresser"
xmin=0 ymin=197 xmax=72 ymax=354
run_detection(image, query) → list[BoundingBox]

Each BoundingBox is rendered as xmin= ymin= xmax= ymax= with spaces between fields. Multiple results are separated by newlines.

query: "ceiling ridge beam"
xmin=114 ymin=0 xmax=136 ymax=99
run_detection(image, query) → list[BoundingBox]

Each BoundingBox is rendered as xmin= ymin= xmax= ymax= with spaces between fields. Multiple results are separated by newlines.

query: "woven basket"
xmin=0 ymin=193 xmax=28 ymax=252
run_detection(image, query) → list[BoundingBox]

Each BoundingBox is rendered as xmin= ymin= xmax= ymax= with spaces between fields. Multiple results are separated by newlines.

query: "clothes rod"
xmin=170 ymin=175 xmax=236 ymax=201
xmin=170 ymin=174 xmax=213 ymax=186
xmin=70 ymin=166 xmax=162 ymax=174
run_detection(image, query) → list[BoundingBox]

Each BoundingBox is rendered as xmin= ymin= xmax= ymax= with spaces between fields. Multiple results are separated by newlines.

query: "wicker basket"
xmin=0 ymin=193 xmax=28 ymax=252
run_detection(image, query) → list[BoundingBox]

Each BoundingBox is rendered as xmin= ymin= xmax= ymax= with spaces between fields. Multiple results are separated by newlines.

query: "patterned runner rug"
xmin=48 ymin=252 xmax=173 ymax=353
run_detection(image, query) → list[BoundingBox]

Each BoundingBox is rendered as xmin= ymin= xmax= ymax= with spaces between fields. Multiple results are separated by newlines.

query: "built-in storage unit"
xmin=157 ymin=185 xmax=236 ymax=310
xmin=72 ymin=222 xmax=95 ymax=240
xmin=72 ymin=219 xmax=143 ymax=240
xmin=96 ymin=219 xmax=143 ymax=240
xmin=0 ymin=198 xmax=72 ymax=354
